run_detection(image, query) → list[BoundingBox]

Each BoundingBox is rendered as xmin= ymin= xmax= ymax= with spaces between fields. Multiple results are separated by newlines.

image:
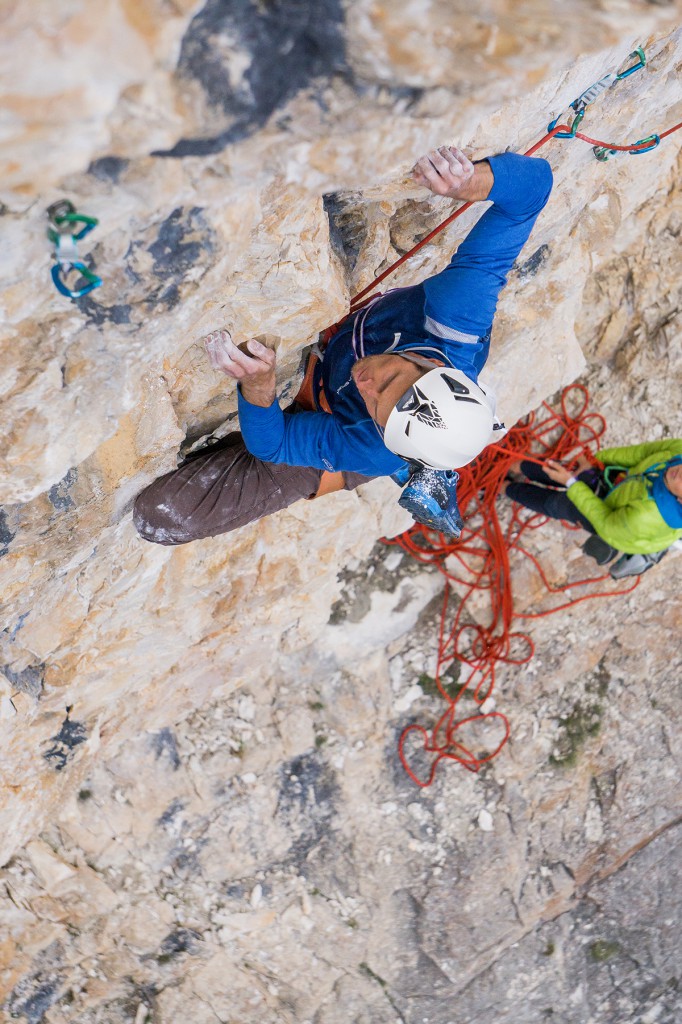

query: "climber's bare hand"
xmin=412 ymin=146 xmax=475 ymax=199
xmin=205 ymin=330 xmax=275 ymax=380
xmin=204 ymin=330 xmax=276 ymax=407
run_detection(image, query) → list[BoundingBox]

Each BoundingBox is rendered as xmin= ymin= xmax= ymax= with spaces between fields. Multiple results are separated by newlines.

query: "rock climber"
xmin=134 ymin=146 xmax=553 ymax=546
xmin=503 ymin=440 xmax=682 ymax=576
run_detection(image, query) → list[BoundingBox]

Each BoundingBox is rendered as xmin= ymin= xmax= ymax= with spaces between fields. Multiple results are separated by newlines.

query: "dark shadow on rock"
xmin=48 ymin=468 xmax=78 ymax=512
xmin=153 ymin=0 xmax=347 ymax=157
xmin=155 ymin=928 xmax=202 ymax=963
xmin=276 ymin=750 xmax=341 ymax=876
xmin=151 ymin=727 xmax=181 ymax=770
xmin=143 ymin=205 xmax=216 ymax=311
xmin=516 ymin=243 xmax=550 ymax=279
xmin=87 ymin=156 xmax=129 ymax=183
xmin=0 ymin=508 xmax=16 ymax=556
xmin=43 ymin=714 xmax=87 ymax=770
xmin=74 ymin=295 xmax=133 ymax=326
xmin=4 ymin=941 xmax=65 ymax=1024
xmin=2 ymin=661 xmax=45 ymax=698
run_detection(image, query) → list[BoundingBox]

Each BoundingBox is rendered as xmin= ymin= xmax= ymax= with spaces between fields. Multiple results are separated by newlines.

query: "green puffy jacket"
xmin=567 ymin=439 xmax=682 ymax=555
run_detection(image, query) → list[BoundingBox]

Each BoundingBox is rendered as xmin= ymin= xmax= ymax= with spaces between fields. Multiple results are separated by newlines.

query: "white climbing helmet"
xmin=383 ymin=367 xmax=498 ymax=470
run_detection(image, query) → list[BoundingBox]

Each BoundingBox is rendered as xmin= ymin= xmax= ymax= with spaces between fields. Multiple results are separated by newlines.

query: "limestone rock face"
xmin=1 ymin=4 xmax=682 ymax=1022
xmin=0 ymin=0 xmax=204 ymax=195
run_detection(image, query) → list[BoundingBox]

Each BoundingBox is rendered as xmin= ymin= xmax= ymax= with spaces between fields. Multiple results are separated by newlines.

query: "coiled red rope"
xmin=389 ymin=385 xmax=640 ymax=787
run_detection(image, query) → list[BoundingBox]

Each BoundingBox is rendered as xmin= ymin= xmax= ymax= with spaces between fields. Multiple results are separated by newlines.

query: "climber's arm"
xmin=203 ymin=330 xmax=403 ymax=475
xmin=598 ymin=440 xmax=682 ymax=469
xmin=416 ymin=150 xmax=554 ymax=338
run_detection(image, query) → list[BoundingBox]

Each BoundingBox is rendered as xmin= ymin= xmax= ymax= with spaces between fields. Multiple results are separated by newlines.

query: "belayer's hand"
xmin=204 ymin=330 xmax=276 ymax=407
xmin=544 ymin=460 xmax=574 ymax=486
xmin=573 ymin=453 xmax=593 ymax=474
xmin=412 ymin=146 xmax=493 ymax=202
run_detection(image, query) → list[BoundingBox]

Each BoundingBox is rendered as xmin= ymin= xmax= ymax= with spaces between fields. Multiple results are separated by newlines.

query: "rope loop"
xmin=392 ymin=386 xmax=642 ymax=787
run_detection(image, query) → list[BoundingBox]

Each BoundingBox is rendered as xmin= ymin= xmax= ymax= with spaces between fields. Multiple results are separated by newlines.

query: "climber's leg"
xmin=517 ymin=459 xmax=564 ymax=488
xmin=504 ymin=480 xmax=595 ymax=531
xmin=133 ymin=433 xmax=323 ymax=545
xmin=133 ymin=433 xmax=371 ymax=545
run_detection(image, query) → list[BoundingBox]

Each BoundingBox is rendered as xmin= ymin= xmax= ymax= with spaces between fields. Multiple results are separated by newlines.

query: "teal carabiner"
xmin=629 ymin=133 xmax=660 ymax=155
xmin=50 ymin=261 xmax=102 ymax=299
xmin=47 ymin=199 xmax=102 ymax=299
xmin=548 ymin=108 xmax=584 ymax=139
xmin=616 ymin=47 xmax=646 ymax=80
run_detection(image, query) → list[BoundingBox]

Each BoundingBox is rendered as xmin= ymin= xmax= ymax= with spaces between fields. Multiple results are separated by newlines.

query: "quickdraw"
xmin=547 ymin=48 xmax=646 ymax=140
xmin=544 ymin=47 xmax=679 ymax=161
xmin=47 ymin=199 xmax=102 ymax=299
xmin=593 ymin=132 xmax=660 ymax=162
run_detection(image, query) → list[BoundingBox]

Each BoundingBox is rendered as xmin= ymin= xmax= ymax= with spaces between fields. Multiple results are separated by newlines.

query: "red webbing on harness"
xmin=387 ymin=386 xmax=640 ymax=787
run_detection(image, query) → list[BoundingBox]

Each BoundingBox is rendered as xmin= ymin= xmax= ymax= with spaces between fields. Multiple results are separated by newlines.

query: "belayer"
xmin=134 ymin=146 xmax=553 ymax=546
xmin=503 ymin=442 xmax=682 ymax=577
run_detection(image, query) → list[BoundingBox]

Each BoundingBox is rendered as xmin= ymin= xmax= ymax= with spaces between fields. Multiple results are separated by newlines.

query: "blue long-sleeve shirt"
xmin=238 ymin=152 xmax=553 ymax=476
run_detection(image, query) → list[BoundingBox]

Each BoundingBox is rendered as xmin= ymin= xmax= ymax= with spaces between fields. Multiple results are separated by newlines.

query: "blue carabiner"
xmin=51 ymin=262 xmax=102 ymax=299
xmin=629 ymin=134 xmax=660 ymax=155
xmin=548 ymin=116 xmax=575 ymax=139
xmin=616 ymin=47 xmax=646 ymax=80
xmin=548 ymin=107 xmax=584 ymax=139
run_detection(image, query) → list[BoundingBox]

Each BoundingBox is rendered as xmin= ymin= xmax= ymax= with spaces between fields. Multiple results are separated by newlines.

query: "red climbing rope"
xmin=349 ymin=113 xmax=682 ymax=313
xmin=325 ymin=60 xmax=681 ymax=784
xmin=389 ymin=385 xmax=640 ymax=787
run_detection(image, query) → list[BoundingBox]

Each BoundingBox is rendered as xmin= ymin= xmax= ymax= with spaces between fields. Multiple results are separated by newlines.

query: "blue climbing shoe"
xmin=396 ymin=468 xmax=463 ymax=538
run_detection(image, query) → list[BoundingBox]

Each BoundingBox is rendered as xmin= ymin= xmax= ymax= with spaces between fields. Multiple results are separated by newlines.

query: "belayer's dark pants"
xmin=133 ymin=433 xmax=372 ymax=546
xmin=505 ymin=459 xmax=596 ymax=533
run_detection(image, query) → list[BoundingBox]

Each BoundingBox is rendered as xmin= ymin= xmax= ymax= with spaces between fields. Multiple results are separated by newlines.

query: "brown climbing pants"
xmin=133 ymin=432 xmax=372 ymax=546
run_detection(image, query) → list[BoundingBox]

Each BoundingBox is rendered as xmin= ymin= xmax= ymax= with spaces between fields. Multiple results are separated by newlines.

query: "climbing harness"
xmin=47 ymin=199 xmax=102 ymax=298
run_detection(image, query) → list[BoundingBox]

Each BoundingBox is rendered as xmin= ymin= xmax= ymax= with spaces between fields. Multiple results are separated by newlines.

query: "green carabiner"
xmin=548 ymin=107 xmax=584 ymax=139
xmin=616 ymin=47 xmax=646 ymax=80
xmin=569 ymin=108 xmax=585 ymax=136
xmin=53 ymin=210 xmax=99 ymax=242
xmin=593 ymin=146 xmax=618 ymax=162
